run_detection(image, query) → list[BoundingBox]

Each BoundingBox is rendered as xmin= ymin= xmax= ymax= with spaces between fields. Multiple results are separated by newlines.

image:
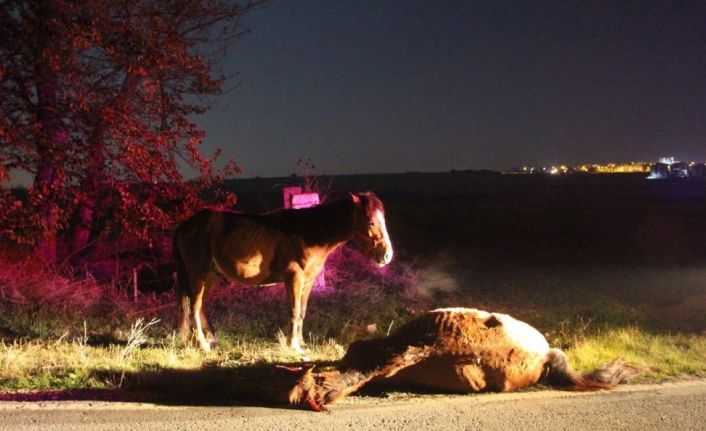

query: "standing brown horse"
xmin=173 ymin=191 xmax=393 ymax=352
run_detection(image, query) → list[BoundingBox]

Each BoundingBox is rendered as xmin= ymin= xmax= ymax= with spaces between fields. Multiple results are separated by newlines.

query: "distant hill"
xmin=224 ymin=170 xmax=502 ymax=192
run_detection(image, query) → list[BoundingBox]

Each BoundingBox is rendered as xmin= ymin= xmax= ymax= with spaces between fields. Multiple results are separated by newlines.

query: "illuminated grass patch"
xmin=1 ymin=252 xmax=705 ymax=393
xmin=0 ymin=330 xmax=345 ymax=391
xmin=1 ymin=319 xmax=705 ymax=392
xmin=567 ymin=328 xmax=706 ymax=379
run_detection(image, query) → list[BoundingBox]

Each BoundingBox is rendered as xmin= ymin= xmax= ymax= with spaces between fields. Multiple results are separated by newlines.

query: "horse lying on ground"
xmin=120 ymin=308 xmax=639 ymax=411
xmin=173 ymin=192 xmax=393 ymax=352
xmin=282 ymin=307 xmax=642 ymax=411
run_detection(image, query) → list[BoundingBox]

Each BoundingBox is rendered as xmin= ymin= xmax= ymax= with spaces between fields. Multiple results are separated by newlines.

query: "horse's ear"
xmin=349 ymin=192 xmax=361 ymax=205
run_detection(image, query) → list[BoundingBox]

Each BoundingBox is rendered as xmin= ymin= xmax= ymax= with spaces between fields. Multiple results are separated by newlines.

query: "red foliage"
xmin=0 ymin=0 xmax=264 ymax=262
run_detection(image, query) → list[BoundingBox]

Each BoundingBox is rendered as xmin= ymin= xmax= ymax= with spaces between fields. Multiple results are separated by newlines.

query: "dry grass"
xmin=0 ymin=332 xmax=346 ymax=391
xmin=568 ymin=327 xmax=706 ymax=380
xmin=1 ymin=249 xmax=705 ymax=393
xmin=0 ymin=248 xmax=408 ymax=391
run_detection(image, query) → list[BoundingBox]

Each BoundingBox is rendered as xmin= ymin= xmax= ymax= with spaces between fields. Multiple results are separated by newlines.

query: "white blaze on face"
xmin=375 ymin=209 xmax=393 ymax=265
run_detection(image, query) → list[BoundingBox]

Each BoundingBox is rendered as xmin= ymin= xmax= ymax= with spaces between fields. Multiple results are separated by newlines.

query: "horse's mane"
xmin=256 ymin=192 xmax=380 ymax=245
xmin=214 ymin=191 xmax=383 ymax=245
xmin=265 ymin=196 xmax=354 ymax=228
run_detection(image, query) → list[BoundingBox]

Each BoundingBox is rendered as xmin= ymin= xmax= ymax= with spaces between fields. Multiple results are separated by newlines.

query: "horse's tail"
xmin=543 ymin=348 xmax=641 ymax=390
xmin=172 ymin=227 xmax=191 ymax=338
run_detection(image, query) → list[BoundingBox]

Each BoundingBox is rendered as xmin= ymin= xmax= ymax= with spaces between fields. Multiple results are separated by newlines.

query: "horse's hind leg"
xmin=192 ymin=273 xmax=219 ymax=351
xmin=200 ymin=278 xmax=218 ymax=348
xmin=174 ymin=246 xmax=193 ymax=345
xmin=179 ymin=291 xmax=192 ymax=344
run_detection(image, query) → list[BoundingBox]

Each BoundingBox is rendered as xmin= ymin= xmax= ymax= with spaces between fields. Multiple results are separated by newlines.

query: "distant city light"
xmin=509 ymin=156 xmax=706 ymax=179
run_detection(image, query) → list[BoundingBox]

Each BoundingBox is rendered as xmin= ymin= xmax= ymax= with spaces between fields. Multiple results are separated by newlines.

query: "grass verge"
xmin=1 ymin=250 xmax=705 ymax=393
xmin=1 ymin=323 xmax=704 ymax=392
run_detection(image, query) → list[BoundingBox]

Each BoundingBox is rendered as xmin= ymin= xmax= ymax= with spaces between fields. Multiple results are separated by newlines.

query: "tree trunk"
xmin=33 ymin=11 xmax=68 ymax=265
xmin=34 ymin=161 xmax=61 ymax=264
xmin=69 ymin=74 xmax=137 ymax=257
xmin=69 ymin=130 xmax=104 ymax=258
xmin=70 ymin=195 xmax=95 ymax=257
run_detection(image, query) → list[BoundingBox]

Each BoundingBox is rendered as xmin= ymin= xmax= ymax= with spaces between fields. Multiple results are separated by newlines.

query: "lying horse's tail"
xmin=172 ymin=228 xmax=191 ymax=340
xmin=543 ymin=348 xmax=641 ymax=390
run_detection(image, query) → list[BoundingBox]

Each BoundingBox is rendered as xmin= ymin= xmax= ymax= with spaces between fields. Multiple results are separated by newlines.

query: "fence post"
xmin=282 ymin=186 xmax=302 ymax=209
xmin=132 ymin=267 xmax=138 ymax=303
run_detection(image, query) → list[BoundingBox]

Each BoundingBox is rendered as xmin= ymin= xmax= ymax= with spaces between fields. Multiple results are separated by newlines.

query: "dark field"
xmin=229 ymin=172 xmax=706 ymax=334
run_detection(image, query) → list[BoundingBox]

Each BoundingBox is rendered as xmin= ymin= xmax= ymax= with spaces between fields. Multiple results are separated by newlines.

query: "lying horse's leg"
xmin=284 ymin=266 xmax=305 ymax=352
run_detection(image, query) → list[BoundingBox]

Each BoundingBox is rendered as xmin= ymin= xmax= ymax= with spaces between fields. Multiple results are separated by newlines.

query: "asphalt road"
xmin=1 ymin=380 xmax=704 ymax=431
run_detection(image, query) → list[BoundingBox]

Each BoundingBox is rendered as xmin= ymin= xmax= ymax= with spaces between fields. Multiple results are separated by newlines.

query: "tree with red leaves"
xmin=0 ymin=0 xmax=263 ymax=263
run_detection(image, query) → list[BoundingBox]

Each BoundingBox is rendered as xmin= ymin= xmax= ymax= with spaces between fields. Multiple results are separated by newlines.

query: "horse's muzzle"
xmin=376 ymin=249 xmax=393 ymax=267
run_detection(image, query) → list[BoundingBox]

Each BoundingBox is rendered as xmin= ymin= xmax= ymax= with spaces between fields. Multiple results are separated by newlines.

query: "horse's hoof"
xmin=286 ymin=344 xmax=309 ymax=360
xmin=288 ymin=339 xmax=302 ymax=353
xmin=287 ymin=344 xmax=310 ymax=360
xmin=208 ymin=335 xmax=218 ymax=350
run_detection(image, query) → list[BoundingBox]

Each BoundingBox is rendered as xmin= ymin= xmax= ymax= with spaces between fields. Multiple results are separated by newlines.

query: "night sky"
xmin=199 ymin=1 xmax=706 ymax=177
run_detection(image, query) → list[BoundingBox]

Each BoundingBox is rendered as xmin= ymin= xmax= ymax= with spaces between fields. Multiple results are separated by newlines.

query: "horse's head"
xmin=277 ymin=364 xmax=354 ymax=411
xmin=275 ymin=364 xmax=326 ymax=411
xmin=350 ymin=191 xmax=393 ymax=267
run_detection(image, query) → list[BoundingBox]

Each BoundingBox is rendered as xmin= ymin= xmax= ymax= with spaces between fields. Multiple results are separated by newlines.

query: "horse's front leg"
xmin=284 ymin=266 xmax=305 ymax=353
